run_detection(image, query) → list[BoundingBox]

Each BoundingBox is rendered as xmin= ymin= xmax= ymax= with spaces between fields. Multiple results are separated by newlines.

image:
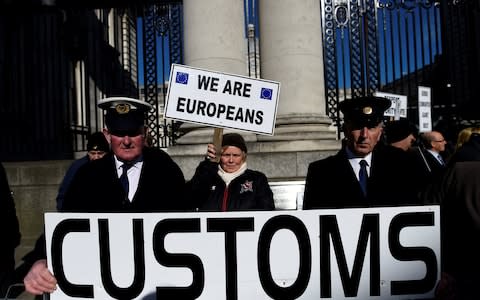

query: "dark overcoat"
xmin=0 ymin=162 xmax=20 ymax=296
xmin=23 ymin=147 xmax=188 ymax=266
xmin=303 ymin=144 xmax=421 ymax=209
xmin=187 ymin=160 xmax=274 ymax=211
xmin=62 ymin=147 xmax=187 ymax=212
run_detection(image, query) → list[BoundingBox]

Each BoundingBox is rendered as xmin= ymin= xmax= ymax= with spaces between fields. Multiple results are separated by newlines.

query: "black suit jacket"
xmin=62 ymin=147 xmax=188 ymax=212
xmin=23 ymin=147 xmax=189 ymax=265
xmin=421 ymin=149 xmax=445 ymax=174
xmin=303 ymin=145 xmax=421 ymax=209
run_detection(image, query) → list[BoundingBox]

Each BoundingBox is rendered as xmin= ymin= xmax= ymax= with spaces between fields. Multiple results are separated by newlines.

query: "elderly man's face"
xmin=344 ymin=121 xmax=383 ymax=157
xmin=103 ymin=127 xmax=146 ymax=162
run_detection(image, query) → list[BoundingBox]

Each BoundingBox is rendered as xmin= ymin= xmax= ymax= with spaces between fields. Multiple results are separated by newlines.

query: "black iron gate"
xmin=321 ymin=0 xmax=443 ymax=128
xmin=139 ymin=2 xmax=183 ymax=148
xmin=0 ymin=1 xmax=183 ymax=161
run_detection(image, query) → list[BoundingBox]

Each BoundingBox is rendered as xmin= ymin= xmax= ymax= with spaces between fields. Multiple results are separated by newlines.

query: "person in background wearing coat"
xmin=419 ymin=131 xmax=448 ymax=172
xmin=448 ymin=130 xmax=480 ymax=164
xmin=55 ymin=131 xmax=110 ymax=210
xmin=0 ymin=162 xmax=21 ymax=298
xmin=187 ymin=132 xmax=274 ymax=211
xmin=422 ymin=133 xmax=480 ymax=299
xmin=384 ymin=118 xmax=417 ymax=152
xmin=303 ymin=96 xmax=421 ymax=209
xmin=22 ymin=97 xmax=188 ymax=296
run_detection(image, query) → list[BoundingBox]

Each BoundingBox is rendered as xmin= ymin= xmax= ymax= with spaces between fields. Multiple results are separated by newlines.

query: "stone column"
xmin=176 ymin=0 xmax=248 ymax=145
xmin=258 ymin=0 xmax=335 ymax=142
xmin=170 ymin=1 xmax=340 ymax=181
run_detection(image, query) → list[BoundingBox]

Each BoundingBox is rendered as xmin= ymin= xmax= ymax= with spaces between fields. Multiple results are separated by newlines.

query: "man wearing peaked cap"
xmin=303 ymin=95 xmax=423 ymax=209
xmin=338 ymin=96 xmax=391 ymax=129
xmin=23 ymin=97 xmax=190 ymax=296
xmin=98 ymin=97 xmax=152 ymax=137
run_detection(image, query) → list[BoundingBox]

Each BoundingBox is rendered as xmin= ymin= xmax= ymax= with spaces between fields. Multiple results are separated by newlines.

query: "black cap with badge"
xmin=98 ymin=97 xmax=152 ymax=136
xmin=339 ymin=96 xmax=391 ymax=128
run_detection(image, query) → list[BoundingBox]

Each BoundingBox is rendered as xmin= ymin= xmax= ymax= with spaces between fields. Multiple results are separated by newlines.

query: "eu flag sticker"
xmin=175 ymin=72 xmax=189 ymax=84
xmin=260 ymin=88 xmax=273 ymax=100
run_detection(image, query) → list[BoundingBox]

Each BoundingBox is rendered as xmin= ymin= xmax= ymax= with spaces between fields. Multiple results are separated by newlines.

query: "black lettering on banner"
xmin=176 ymin=97 xmax=186 ymax=112
xmin=207 ymin=217 xmax=255 ymax=300
xmin=217 ymin=104 xmax=226 ymax=118
xmin=245 ymin=109 xmax=255 ymax=124
xmin=223 ymin=81 xmax=251 ymax=97
xmin=389 ymin=212 xmax=437 ymax=295
xmin=223 ymin=80 xmax=232 ymax=94
xmin=255 ymin=111 xmax=263 ymax=125
xmin=226 ymin=105 xmax=235 ymax=120
xmin=198 ymin=75 xmax=219 ymax=92
xmin=206 ymin=102 xmax=216 ymax=117
xmin=98 ymin=219 xmax=145 ymax=299
xmin=185 ymin=98 xmax=196 ymax=114
xmin=197 ymin=100 xmax=206 ymax=115
xmin=233 ymin=82 xmax=242 ymax=96
xmin=51 ymin=219 xmax=94 ymax=298
xmin=153 ymin=218 xmax=204 ymax=298
xmin=258 ymin=215 xmax=311 ymax=299
xmin=234 ymin=109 xmax=244 ymax=122
xmin=320 ymin=214 xmax=380 ymax=298
xmin=243 ymin=83 xmax=252 ymax=97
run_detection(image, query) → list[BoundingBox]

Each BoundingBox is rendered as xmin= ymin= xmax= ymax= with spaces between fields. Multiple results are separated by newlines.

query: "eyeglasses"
xmin=432 ymin=139 xmax=446 ymax=143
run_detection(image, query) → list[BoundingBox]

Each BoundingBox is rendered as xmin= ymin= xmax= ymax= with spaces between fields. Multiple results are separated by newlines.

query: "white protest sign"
xmin=374 ymin=92 xmax=407 ymax=120
xmin=164 ymin=64 xmax=280 ymax=135
xmin=45 ymin=206 xmax=440 ymax=299
xmin=418 ymin=86 xmax=432 ymax=132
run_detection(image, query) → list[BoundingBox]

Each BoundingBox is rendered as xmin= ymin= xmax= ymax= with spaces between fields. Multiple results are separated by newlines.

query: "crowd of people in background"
xmin=1 ymin=95 xmax=479 ymax=299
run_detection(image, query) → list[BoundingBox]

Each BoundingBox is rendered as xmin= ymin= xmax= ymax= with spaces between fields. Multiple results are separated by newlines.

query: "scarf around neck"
xmin=218 ymin=162 xmax=247 ymax=186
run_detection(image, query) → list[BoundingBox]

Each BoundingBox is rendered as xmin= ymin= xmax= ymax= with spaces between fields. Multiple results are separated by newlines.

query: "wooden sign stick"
xmin=212 ymin=128 xmax=224 ymax=163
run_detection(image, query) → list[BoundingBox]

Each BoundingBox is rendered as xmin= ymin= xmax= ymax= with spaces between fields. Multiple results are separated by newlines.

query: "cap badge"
xmin=115 ymin=103 xmax=131 ymax=114
xmin=363 ymin=106 xmax=373 ymax=115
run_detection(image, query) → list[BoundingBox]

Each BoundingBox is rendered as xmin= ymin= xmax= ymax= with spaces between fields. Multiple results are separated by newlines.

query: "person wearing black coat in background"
xmin=303 ymin=96 xmax=422 ymax=209
xmin=0 ymin=162 xmax=21 ymax=298
xmin=448 ymin=132 xmax=480 ymax=164
xmin=22 ymin=97 xmax=188 ymax=296
xmin=187 ymin=133 xmax=274 ymax=211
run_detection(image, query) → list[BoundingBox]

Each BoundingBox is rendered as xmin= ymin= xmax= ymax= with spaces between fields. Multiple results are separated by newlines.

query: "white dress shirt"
xmin=346 ymin=148 xmax=372 ymax=181
xmin=115 ymin=156 xmax=143 ymax=201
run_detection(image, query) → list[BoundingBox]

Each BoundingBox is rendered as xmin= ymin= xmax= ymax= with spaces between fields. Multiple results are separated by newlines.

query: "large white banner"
xmin=45 ymin=206 xmax=440 ymax=299
xmin=164 ymin=64 xmax=280 ymax=135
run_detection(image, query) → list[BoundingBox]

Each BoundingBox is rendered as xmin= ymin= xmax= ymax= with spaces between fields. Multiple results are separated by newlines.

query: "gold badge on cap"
xmin=363 ymin=106 xmax=373 ymax=115
xmin=115 ymin=103 xmax=130 ymax=114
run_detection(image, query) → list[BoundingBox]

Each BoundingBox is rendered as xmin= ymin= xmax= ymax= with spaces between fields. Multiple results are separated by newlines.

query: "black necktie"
xmin=437 ymin=154 xmax=445 ymax=166
xmin=359 ymin=159 xmax=368 ymax=196
xmin=120 ymin=163 xmax=131 ymax=197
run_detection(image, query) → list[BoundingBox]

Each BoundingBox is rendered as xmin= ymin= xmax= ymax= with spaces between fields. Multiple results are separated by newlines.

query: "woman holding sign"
xmin=187 ymin=133 xmax=275 ymax=211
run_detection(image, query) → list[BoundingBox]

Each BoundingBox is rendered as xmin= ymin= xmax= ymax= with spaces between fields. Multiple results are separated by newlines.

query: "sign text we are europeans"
xmin=165 ymin=64 xmax=280 ymax=135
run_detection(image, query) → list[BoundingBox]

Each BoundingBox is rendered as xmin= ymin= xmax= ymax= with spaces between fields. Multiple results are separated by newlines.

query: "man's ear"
xmin=377 ymin=126 xmax=384 ymax=142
